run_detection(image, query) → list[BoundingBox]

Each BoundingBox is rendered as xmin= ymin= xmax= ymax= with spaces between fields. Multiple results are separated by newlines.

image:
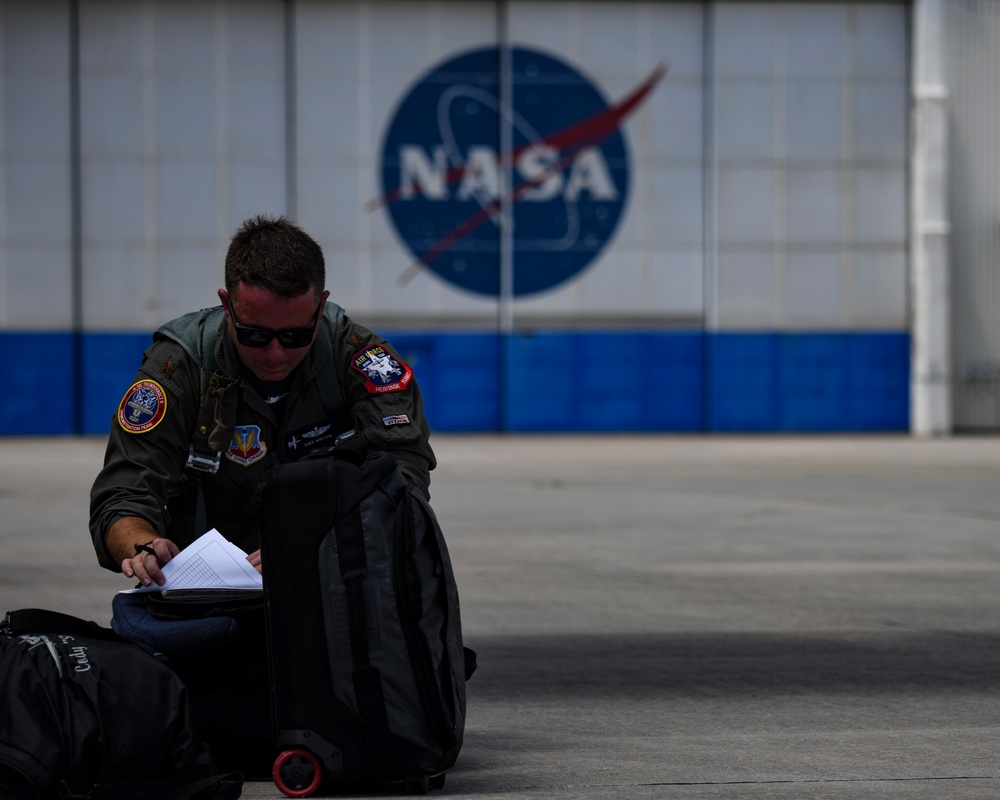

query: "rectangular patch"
xmin=382 ymin=414 xmax=411 ymax=427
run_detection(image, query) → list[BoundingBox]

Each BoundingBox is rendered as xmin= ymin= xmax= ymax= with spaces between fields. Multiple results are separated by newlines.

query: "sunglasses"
xmin=226 ymin=296 xmax=323 ymax=349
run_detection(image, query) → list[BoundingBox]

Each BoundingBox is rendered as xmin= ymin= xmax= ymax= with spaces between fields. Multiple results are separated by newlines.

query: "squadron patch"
xmin=117 ymin=380 xmax=167 ymax=434
xmin=350 ymin=344 xmax=413 ymax=394
xmin=226 ymin=425 xmax=268 ymax=467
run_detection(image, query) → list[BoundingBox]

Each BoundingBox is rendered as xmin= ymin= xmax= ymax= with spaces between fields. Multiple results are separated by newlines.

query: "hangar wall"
xmin=0 ymin=1 xmax=911 ymax=434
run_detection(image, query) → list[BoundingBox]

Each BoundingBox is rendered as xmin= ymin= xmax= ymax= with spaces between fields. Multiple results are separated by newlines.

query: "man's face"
xmin=219 ymin=283 xmax=328 ymax=383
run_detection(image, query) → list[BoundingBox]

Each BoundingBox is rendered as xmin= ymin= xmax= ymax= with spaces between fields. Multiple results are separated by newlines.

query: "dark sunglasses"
xmin=226 ymin=296 xmax=323 ymax=349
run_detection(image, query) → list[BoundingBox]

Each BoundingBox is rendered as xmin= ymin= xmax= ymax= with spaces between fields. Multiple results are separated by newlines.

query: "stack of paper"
xmin=119 ymin=529 xmax=263 ymax=594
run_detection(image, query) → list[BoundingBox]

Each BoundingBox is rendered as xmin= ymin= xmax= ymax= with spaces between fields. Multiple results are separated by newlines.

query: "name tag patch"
xmin=117 ymin=380 xmax=167 ymax=434
xmin=351 ymin=344 xmax=413 ymax=394
xmin=285 ymin=421 xmax=338 ymax=458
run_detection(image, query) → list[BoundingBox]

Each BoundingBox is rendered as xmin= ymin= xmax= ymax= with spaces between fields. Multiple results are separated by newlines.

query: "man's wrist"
xmin=106 ymin=517 xmax=160 ymax=566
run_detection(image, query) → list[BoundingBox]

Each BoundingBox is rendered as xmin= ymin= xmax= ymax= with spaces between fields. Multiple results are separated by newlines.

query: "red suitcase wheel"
xmin=272 ymin=748 xmax=322 ymax=798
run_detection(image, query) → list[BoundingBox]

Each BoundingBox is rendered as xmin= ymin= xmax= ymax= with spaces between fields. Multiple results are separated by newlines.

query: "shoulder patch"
xmin=118 ymin=380 xmax=167 ymax=434
xmin=350 ymin=344 xmax=413 ymax=394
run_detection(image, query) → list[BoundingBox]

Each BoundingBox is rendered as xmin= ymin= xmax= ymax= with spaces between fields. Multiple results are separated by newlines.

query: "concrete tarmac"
xmin=3 ymin=434 xmax=1000 ymax=798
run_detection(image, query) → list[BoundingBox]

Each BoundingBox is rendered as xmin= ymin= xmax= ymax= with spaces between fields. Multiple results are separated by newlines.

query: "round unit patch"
xmin=117 ymin=380 xmax=167 ymax=434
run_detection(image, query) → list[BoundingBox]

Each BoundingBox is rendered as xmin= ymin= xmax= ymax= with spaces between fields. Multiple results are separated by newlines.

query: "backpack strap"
xmin=2 ymin=609 xmax=128 ymax=645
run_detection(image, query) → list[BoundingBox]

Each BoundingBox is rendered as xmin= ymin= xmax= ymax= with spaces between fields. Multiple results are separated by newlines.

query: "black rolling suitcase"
xmin=257 ymin=441 xmax=472 ymax=797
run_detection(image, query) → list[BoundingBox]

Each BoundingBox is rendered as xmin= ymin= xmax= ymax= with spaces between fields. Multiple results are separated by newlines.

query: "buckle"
xmin=185 ymin=445 xmax=221 ymax=475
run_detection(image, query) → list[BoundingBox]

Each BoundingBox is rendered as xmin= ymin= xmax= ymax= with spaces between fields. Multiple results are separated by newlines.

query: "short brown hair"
xmin=224 ymin=214 xmax=325 ymax=300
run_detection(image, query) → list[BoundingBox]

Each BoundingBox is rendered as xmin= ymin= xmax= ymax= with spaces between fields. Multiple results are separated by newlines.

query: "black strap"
xmin=89 ymin=770 xmax=244 ymax=800
xmin=334 ymin=506 xmax=389 ymax=730
xmin=3 ymin=609 xmax=128 ymax=645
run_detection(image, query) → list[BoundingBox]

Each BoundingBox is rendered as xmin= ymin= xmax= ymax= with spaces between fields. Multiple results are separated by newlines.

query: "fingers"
xmin=122 ymin=538 xmax=179 ymax=587
xmin=246 ymin=549 xmax=262 ymax=574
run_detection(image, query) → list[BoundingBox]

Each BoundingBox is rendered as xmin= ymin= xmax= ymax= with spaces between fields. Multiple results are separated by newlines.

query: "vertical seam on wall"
xmin=703 ymin=2 xmax=716 ymax=430
xmin=285 ymin=0 xmax=297 ymax=219
xmin=498 ymin=0 xmax=512 ymax=432
xmin=69 ymin=0 xmax=84 ymax=435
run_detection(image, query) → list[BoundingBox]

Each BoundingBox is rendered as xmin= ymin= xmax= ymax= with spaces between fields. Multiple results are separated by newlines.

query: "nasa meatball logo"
xmin=374 ymin=47 xmax=664 ymax=298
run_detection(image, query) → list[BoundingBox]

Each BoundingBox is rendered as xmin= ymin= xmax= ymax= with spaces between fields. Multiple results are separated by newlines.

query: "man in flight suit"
xmin=89 ymin=213 xmax=436 ymax=773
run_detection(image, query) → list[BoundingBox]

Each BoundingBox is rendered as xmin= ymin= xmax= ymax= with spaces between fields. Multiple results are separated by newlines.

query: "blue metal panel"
xmin=0 ymin=329 xmax=910 ymax=435
xmin=505 ymin=333 xmax=577 ymax=431
xmin=708 ymin=333 xmax=782 ymax=431
xmin=845 ymin=332 xmax=910 ymax=430
xmin=505 ymin=331 xmax=706 ymax=432
xmin=780 ymin=334 xmax=851 ymax=431
xmin=0 ymin=333 xmax=75 ymax=435
xmin=643 ymin=332 xmax=706 ymax=432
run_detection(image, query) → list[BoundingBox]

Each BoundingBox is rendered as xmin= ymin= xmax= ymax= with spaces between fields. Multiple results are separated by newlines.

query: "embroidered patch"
xmin=117 ymin=380 xmax=167 ymax=434
xmin=350 ymin=344 xmax=413 ymax=394
xmin=226 ymin=425 xmax=268 ymax=466
xmin=382 ymin=414 xmax=411 ymax=427
xmin=160 ymin=358 xmax=177 ymax=377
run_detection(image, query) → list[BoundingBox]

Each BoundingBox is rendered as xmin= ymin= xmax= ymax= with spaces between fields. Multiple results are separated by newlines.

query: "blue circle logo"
xmin=375 ymin=47 xmax=664 ymax=298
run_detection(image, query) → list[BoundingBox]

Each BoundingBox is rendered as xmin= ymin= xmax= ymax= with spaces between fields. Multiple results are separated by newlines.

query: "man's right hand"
xmin=122 ymin=537 xmax=181 ymax=587
xmin=106 ymin=517 xmax=180 ymax=587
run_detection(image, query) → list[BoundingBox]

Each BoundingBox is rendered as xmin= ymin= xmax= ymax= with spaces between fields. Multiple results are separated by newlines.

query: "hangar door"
xmin=0 ymin=1 xmax=911 ymax=434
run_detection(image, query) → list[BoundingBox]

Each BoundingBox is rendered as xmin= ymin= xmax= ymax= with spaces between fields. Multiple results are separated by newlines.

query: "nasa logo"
xmin=376 ymin=47 xmax=664 ymax=298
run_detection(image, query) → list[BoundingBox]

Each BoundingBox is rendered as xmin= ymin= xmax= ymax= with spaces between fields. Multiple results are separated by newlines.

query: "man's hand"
xmin=123 ymin=537 xmax=181 ymax=587
xmin=106 ymin=517 xmax=180 ymax=587
xmin=246 ymin=549 xmax=262 ymax=574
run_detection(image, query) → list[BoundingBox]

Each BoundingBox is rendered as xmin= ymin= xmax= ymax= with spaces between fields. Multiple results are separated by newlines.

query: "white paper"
xmin=119 ymin=528 xmax=263 ymax=594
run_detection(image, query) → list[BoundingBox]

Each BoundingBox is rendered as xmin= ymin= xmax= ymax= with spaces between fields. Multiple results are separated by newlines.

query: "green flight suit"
xmin=89 ymin=303 xmax=436 ymax=571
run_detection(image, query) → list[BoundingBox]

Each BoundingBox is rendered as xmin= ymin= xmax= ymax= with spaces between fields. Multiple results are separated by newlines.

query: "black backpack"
xmin=0 ymin=609 xmax=243 ymax=800
xmin=256 ymin=441 xmax=474 ymax=795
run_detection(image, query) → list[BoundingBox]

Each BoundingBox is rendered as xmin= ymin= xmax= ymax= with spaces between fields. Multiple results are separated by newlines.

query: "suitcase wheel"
xmin=272 ymin=748 xmax=322 ymax=798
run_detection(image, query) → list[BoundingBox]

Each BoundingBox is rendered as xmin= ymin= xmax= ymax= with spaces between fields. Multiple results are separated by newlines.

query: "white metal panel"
xmin=718 ymin=167 xmax=776 ymax=243
xmin=785 ymin=5 xmax=848 ymax=78
xmin=784 ymin=168 xmax=842 ymax=244
xmin=853 ymin=250 xmax=907 ymax=325
xmin=785 ymin=84 xmax=843 ymax=161
xmin=0 ymin=0 xmax=73 ymax=329
xmin=855 ymin=168 xmax=907 ymax=243
xmin=78 ymin=0 xmax=285 ymax=330
xmin=946 ymin=0 xmax=1000 ymax=428
xmin=711 ymin=1 xmax=909 ymax=331
xmin=716 ymin=250 xmax=778 ymax=324
xmin=714 ymin=4 xmax=777 ymax=78
xmin=784 ymin=251 xmax=843 ymax=326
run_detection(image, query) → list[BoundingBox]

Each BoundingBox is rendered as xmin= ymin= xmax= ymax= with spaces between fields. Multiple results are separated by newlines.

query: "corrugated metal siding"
xmin=947 ymin=0 xmax=1000 ymax=429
